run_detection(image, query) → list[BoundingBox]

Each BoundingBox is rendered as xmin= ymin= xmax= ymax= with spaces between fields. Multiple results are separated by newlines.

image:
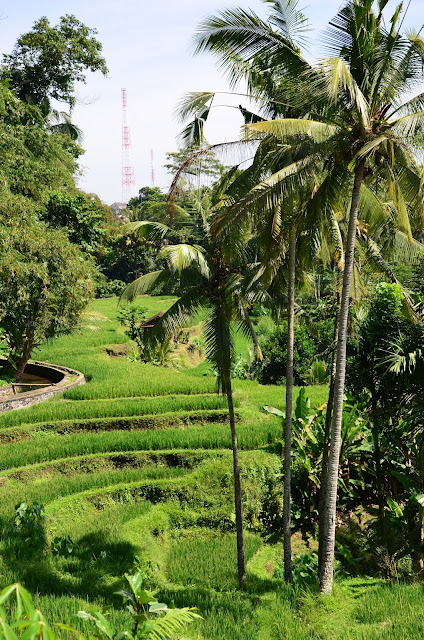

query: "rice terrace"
xmin=2 ymin=0 xmax=424 ymax=639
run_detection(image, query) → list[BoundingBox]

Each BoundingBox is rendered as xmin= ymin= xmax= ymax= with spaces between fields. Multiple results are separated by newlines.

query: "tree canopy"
xmin=0 ymin=212 xmax=93 ymax=380
xmin=2 ymin=15 xmax=108 ymax=112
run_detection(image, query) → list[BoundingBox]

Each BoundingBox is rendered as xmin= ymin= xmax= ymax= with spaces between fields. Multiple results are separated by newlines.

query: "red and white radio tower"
xmin=121 ymin=88 xmax=135 ymax=204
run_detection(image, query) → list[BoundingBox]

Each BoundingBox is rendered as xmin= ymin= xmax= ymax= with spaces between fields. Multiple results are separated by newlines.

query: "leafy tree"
xmin=41 ymin=190 xmax=110 ymax=254
xmin=2 ymin=15 xmax=108 ymax=112
xmin=118 ymin=304 xmax=148 ymax=353
xmin=165 ymin=143 xmax=224 ymax=181
xmin=0 ymin=217 xmax=93 ymax=380
xmin=346 ymin=282 xmax=424 ymax=572
xmin=256 ymin=319 xmax=334 ymax=386
xmin=128 ymin=186 xmax=166 ymax=209
xmin=0 ymin=85 xmax=78 ymax=202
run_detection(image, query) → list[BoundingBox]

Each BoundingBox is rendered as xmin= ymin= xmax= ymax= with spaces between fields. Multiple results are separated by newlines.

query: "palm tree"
xmin=120 ymin=190 xmax=263 ymax=588
xmin=180 ymin=0 xmax=424 ymax=591
xmin=245 ymin=0 xmax=424 ymax=593
xmin=180 ymin=1 xmax=314 ymax=581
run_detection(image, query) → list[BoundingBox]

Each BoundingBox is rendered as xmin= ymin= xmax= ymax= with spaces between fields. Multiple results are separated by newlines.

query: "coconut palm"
xmin=244 ymin=0 xmax=424 ymax=593
xmin=178 ymin=1 xmax=315 ymax=581
xmin=120 ymin=189 xmax=263 ymax=588
xmin=179 ymin=0 xmax=424 ymax=591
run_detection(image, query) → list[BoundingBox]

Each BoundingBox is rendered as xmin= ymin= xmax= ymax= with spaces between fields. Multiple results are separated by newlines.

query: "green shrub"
xmin=14 ymin=501 xmax=46 ymax=546
xmin=253 ymin=320 xmax=334 ymax=386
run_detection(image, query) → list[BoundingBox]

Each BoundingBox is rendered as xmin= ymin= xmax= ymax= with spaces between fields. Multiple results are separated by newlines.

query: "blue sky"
xmin=2 ymin=0 xmax=424 ymax=203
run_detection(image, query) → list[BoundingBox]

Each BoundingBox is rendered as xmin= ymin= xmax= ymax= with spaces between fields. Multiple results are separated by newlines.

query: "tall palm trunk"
xmin=318 ymin=282 xmax=340 ymax=574
xmin=319 ymin=162 xmax=365 ymax=594
xmin=283 ymin=222 xmax=296 ymax=582
xmin=318 ymin=268 xmax=342 ymax=572
xmin=226 ymin=376 xmax=246 ymax=586
xmin=418 ymin=443 xmax=424 ymax=574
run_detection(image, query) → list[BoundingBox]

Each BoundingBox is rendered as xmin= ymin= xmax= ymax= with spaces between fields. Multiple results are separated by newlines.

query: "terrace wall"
xmin=0 ymin=361 xmax=85 ymax=413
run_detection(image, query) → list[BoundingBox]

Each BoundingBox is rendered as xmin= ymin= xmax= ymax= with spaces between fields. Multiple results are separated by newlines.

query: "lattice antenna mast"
xmin=150 ymin=149 xmax=155 ymax=187
xmin=121 ymin=88 xmax=135 ymax=204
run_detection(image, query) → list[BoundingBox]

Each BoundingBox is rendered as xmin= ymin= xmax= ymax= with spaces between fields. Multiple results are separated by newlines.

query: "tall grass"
xmin=0 ymin=394 xmax=230 ymax=429
xmin=0 ymin=417 xmax=280 ymax=470
xmin=64 ymin=362 xmax=216 ymax=399
xmin=166 ymin=532 xmax=262 ymax=590
xmin=0 ymin=295 xmax=349 ymax=640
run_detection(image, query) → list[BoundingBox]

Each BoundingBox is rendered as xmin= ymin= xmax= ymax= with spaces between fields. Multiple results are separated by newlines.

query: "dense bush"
xmin=252 ymin=319 xmax=334 ymax=385
xmin=94 ymin=277 xmax=126 ymax=298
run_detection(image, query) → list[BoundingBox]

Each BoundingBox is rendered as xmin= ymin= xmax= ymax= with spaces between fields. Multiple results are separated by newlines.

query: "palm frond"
xmin=192 ymin=6 xmax=310 ymax=85
xmin=160 ymin=244 xmax=210 ymax=278
xmin=47 ymin=110 xmax=83 ymax=142
xmin=168 ymin=141 xmax=253 ymax=206
xmin=120 ymin=220 xmax=170 ymax=240
xmin=244 ymin=118 xmax=338 ymax=144
xmin=178 ymin=113 xmax=209 ymax=146
xmin=358 ymin=182 xmax=391 ymax=233
xmin=391 ymin=111 xmax=424 ymax=139
xmin=148 ymin=607 xmax=202 ymax=640
xmin=176 ymin=91 xmax=215 ymax=123
xmin=238 ymin=306 xmax=263 ymax=360
xmin=315 ymin=57 xmax=369 ymax=127
xmin=393 ymin=230 xmax=424 ymax=265
xmin=354 ymin=135 xmax=389 ymax=160
xmin=145 ymin=287 xmax=205 ymax=348
xmin=203 ymin=299 xmax=234 ymax=393
xmin=119 ymin=270 xmax=172 ymax=303
xmin=387 ymin=174 xmax=414 ymax=241
xmin=215 ymin=154 xmax=316 ymax=235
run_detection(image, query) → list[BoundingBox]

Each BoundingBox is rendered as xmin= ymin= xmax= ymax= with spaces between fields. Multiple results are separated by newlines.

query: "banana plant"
xmin=0 ymin=583 xmax=64 ymax=640
xmin=264 ymin=390 xmax=371 ymax=531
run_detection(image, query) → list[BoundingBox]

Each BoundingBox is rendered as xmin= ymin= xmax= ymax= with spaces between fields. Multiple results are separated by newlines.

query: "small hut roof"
xmin=141 ymin=311 xmax=164 ymax=329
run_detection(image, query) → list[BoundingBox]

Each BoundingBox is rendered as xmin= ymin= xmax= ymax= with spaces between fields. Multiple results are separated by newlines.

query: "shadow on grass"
xmin=1 ymin=528 xmax=137 ymax=601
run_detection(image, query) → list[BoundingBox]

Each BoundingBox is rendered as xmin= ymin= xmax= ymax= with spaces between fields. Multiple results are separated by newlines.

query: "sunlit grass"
xmin=0 ymin=295 xmax=344 ymax=640
xmin=0 ymin=394 xmax=230 ymax=429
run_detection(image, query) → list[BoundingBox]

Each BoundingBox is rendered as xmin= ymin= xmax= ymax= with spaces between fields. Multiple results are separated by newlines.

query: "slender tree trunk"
xmin=319 ymin=162 xmax=365 ymax=595
xmin=13 ymin=343 xmax=33 ymax=382
xmin=318 ymin=278 xmax=341 ymax=574
xmin=371 ymin=388 xmax=390 ymax=577
xmin=226 ymin=377 xmax=246 ymax=587
xmin=416 ymin=443 xmax=424 ymax=575
xmin=243 ymin=308 xmax=263 ymax=360
xmin=283 ymin=222 xmax=296 ymax=583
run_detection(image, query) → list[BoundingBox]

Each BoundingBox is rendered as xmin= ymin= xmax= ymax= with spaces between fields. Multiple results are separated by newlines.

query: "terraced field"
xmin=3 ymin=296 xmax=418 ymax=639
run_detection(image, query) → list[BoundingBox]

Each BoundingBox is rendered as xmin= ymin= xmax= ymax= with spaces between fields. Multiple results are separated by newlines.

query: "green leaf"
xmin=263 ymin=405 xmax=285 ymax=418
xmin=414 ymin=494 xmax=424 ymax=507
xmin=125 ymin=573 xmax=145 ymax=598
xmin=149 ymin=602 xmax=169 ymax=614
xmin=245 ymin=118 xmax=338 ymax=144
xmin=387 ymin=496 xmax=403 ymax=518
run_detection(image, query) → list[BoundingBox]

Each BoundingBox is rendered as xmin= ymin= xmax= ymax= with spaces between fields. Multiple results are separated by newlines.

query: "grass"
xmin=1 ymin=296 xmax=417 ymax=639
xmin=166 ymin=532 xmax=262 ymax=590
xmin=0 ymin=417 xmax=281 ymax=471
xmin=0 ymin=394 xmax=231 ymax=429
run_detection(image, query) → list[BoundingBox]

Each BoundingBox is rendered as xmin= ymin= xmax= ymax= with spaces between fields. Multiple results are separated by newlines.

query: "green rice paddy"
xmin=0 ymin=296 xmax=420 ymax=639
